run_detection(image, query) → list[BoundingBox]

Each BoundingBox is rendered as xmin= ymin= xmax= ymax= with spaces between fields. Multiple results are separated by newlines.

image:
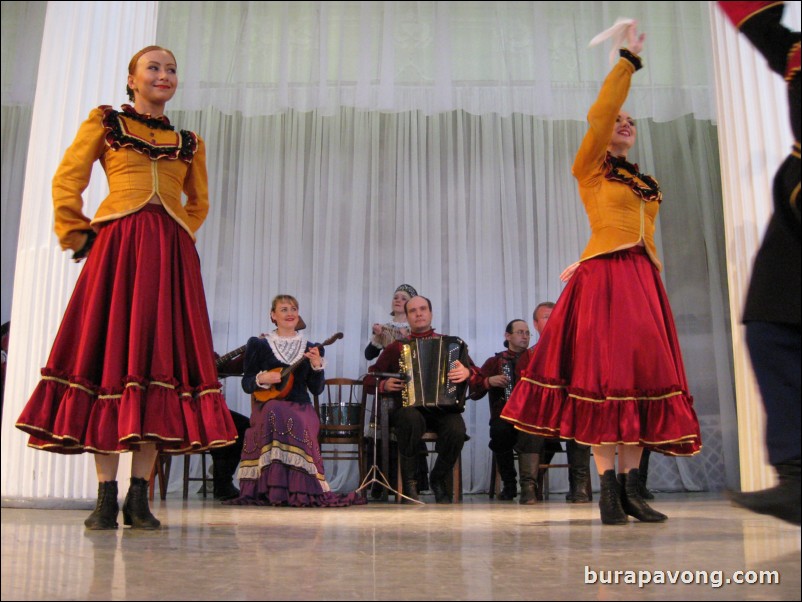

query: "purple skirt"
xmin=224 ymin=399 xmax=365 ymax=507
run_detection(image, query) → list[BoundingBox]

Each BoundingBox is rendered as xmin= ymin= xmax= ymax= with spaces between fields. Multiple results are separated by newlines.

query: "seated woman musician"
xmin=224 ymin=294 xmax=364 ymax=507
xmin=364 ymin=284 xmax=418 ymax=360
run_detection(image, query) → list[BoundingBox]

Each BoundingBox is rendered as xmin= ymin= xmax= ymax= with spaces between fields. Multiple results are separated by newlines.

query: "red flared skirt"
xmin=501 ymin=247 xmax=702 ymax=456
xmin=16 ymin=205 xmax=238 ymax=454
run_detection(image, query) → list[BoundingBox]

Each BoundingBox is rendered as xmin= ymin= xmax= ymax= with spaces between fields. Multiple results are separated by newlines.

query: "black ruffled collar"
xmin=99 ymin=105 xmax=197 ymax=162
xmin=604 ymin=152 xmax=662 ymax=203
xmin=121 ymin=104 xmax=174 ymax=130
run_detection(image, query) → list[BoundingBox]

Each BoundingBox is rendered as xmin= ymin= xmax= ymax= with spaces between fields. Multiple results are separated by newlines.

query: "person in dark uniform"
xmin=471 ymin=319 xmax=545 ymax=504
xmin=718 ymin=0 xmax=801 ymax=526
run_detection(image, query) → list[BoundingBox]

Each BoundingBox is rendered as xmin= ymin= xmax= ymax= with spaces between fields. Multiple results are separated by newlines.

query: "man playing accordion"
xmin=369 ymin=296 xmax=483 ymax=503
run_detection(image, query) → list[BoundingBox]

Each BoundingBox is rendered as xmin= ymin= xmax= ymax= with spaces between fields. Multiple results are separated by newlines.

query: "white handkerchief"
xmin=589 ymin=18 xmax=635 ymax=67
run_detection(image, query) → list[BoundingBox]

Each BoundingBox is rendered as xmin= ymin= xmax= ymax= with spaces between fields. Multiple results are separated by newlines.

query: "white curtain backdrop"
xmin=1 ymin=1 xmax=46 ymax=327
xmin=2 ymin=1 xmax=744 ymax=501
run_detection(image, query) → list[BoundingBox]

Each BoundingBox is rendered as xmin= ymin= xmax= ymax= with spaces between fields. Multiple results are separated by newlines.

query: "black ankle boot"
xmin=498 ymin=482 xmax=518 ymax=501
xmin=212 ymin=457 xmax=241 ymax=501
xmin=728 ymin=459 xmax=801 ymax=526
xmin=122 ymin=477 xmax=161 ymax=529
xmin=496 ymin=450 xmax=517 ymax=500
xmin=400 ymin=453 xmax=420 ymax=502
xmin=85 ymin=481 xmax=119 ymax=530
xmin=599 ymin=470 xmax=628 ymax=525
xmin=619 ymin=470 xmax=667 ymax=522
xmin=213 ymin=478 xmax=240 ymax=501
xmin=430 ymin=477 xmax=451 ymax=504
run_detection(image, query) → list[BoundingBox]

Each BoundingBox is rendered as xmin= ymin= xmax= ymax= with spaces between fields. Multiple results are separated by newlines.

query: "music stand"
xmin=356 ymin=373 xmax=423 ymax=504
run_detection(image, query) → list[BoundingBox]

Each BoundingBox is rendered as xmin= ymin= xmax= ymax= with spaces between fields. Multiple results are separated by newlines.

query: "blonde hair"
xmin=126 ymin=45 xmax=177 ymax=102
xmin=270 ymin=295 xmax=299 ymax=324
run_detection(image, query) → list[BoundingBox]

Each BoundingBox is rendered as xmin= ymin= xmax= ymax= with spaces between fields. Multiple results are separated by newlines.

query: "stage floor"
xmin=1 ymin=492 xmax=799 ymax=601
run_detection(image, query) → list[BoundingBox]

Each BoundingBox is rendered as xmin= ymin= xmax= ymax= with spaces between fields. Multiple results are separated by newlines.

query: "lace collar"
xmin=265 ymin=330 xmax=308 ymax=365
xmin=604 ymin=152 xmax=662 ymax=203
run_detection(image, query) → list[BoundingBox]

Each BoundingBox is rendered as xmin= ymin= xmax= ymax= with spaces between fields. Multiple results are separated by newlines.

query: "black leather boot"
xmin=518 ymin=453 xmax=539 ymax=505
xmin=567 ymin=442 xmax=592 ymax=503
xmin=399 ymin=453 xmax=419 ymax=503
xmin=638 ymin=448 xmax=654 ymax=499
xmin=728 ymin=459 xmax=801 ymax=526
xmin=212 ymin=457 xmax=241 ymax=501
xmin=85 ymin=481 xmax=119 ymax=530
xmin=496 ymin=450 xmax=518 ymax=500
xmin=599 ymin=470 xmax=628 ymax=525
xmin=618 ymin=469 xmax=667 ymax=522
xmin=430 ymin=477 xmax=451 ymax=504
xmin=122 ymin=477 xmax=161 ymax=529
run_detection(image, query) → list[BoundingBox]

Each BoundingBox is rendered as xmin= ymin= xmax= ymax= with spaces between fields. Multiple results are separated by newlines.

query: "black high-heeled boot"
xmin=84 ymin=481 xmax=119 ymax=530
xmin=599 ymin=470 xmax=628 ymax=525
xmin=618 ymin=469 xmax=667 ymax=522
xmin=122 ymin=477 xmax=161 ymax=529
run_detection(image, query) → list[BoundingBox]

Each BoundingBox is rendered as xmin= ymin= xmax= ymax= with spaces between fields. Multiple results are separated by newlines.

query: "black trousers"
xmin=211 ymin=410 xmax=250 ymax=467
xmin=392 ymin=406 xmax=466 ymax=481
xmin=746 ymin=321 xmax=801 ymax=465
xmin=488 ymin=417 xmax=544 ymax=454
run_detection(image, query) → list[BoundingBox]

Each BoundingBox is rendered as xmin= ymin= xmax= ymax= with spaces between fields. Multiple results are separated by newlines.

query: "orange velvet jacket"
xmin=52 ymin=105 xmax=208 ymax=251
xmin=572 ymin=54 xmax=663 ymax=271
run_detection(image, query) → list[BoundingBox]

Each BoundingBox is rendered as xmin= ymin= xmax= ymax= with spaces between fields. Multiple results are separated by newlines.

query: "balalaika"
xmin=400 ymin=336 xmax=468 ymax=409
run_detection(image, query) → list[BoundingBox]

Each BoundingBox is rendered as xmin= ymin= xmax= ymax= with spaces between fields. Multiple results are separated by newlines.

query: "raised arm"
xmin=572 ymin=26 xmax=645 ymax=184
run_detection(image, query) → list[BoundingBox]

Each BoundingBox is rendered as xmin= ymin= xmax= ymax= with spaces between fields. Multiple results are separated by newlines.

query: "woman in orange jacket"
xmin=16 ymin=46 xmax=238 ymax=530
xmin=501 ymin=25 xmax=701 ymax=525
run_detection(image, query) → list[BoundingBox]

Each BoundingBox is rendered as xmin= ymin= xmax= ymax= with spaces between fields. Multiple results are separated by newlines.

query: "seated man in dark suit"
xmin=369 ymin=296 xmax=483 ymax=503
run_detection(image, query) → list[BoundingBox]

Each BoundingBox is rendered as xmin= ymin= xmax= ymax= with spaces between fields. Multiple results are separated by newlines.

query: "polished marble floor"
xmin=1 ymin=492 xmax=799 ymax=601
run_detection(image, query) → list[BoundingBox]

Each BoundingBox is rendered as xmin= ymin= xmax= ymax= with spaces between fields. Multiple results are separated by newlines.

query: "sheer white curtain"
xmin=1 ymin=1 xmax=46 ymax=326
xmin=161 ymin=1 xmax=715 ymax=121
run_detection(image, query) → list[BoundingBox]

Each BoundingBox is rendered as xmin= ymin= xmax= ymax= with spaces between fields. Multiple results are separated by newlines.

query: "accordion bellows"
xmin=400 ymin=337 xmax=468 ymax=410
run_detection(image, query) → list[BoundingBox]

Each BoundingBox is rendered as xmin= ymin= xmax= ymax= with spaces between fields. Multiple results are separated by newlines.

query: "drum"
xmin=318 ymin=403 xmax=362 ymax=437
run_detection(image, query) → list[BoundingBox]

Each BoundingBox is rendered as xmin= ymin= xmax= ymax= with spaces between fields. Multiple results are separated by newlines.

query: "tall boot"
xmin=122 ymin=477 xmax=161 ymax=529
xmin=518 ymin=453 xmax=539 ymax=505
xmin=599 ymin=470 xmax=628 ymax=525
xmin=567 ymin=442 xmax=592 ymax=503
xmin=399 ymin=453 xmax=419 ymax=503
xmin=618 ymin=469 xmax=667 ymax=522
xmin=638 ymin=448 xmax=654 ymax=500
xmin=496 ymin=450 xmax=518 ymax=500
xmin=728 ymin=459 xmax=801 ymax=526
xmin=84 ymin=481 xmax=119 ymax=530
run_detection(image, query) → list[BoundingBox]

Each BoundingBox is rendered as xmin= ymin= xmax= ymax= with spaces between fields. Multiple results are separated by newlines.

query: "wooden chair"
xmin=149 ymin=450 xmax=213 ymax=500
xmin=395 ymin=431 xmax=463 ymax=504
xmin=313 ymin=378 xmax=367 ymax=483
xmin=148 ymin=453 xmax=172 ymax=500
xmin=182 ymin=450 xmax=212 ymax=499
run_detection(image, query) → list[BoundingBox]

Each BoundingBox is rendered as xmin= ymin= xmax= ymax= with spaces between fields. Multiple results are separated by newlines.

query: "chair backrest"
xmin=313 ymin=378 xmax=366 ymax=443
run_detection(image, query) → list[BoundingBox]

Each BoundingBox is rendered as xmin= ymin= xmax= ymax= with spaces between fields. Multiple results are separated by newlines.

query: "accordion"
xmin=400 ymin=336 xmax=468 ymax=410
